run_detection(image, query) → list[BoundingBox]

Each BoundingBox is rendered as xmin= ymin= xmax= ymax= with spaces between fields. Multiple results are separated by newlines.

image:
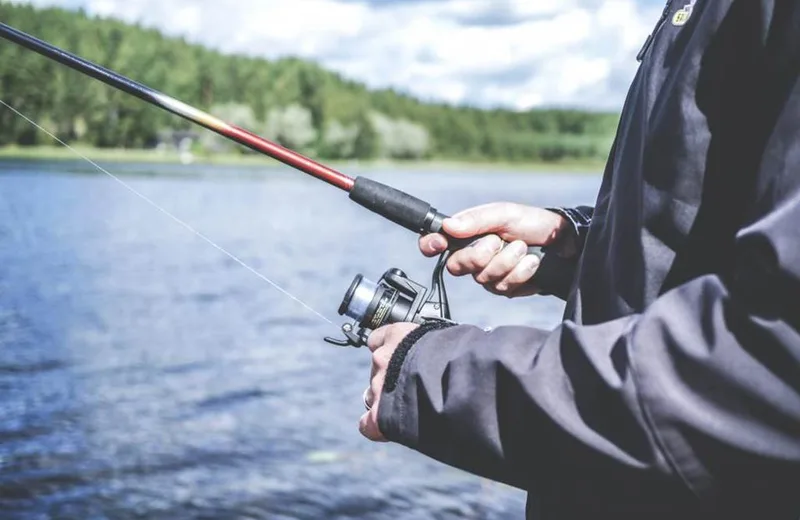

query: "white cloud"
xmin=5 ymin=0 xmax=663 ymax=110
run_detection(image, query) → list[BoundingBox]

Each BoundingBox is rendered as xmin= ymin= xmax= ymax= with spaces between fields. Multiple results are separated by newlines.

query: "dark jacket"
xmin=377 ymin=1 xmax=800 ymax=518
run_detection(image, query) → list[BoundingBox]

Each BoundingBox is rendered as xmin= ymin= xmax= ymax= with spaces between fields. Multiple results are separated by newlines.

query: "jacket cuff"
xmin=377 ymin=320 xmax=457 ymax=443
xmin=545 ymin=205 xmax=594 ymax=256
xmin=383 ymin=319 xmax=457 ymax=393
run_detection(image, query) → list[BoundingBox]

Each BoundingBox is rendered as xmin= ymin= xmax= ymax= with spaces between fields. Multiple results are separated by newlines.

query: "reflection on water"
xmin=0 ymin=161 xmax=601 ymax=519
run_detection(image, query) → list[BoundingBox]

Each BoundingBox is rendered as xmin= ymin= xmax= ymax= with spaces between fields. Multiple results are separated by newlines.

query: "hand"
xmin=418 ymin=203 xmax=571 ymax=297
xmin=358 ymin=322 xmax=419 ymax=442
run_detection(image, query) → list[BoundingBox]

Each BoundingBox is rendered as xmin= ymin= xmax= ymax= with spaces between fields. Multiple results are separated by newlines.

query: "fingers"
xmin=366 ymin=322 xmax=418 ymax=352
xmin=359 ymin=353 xmax=388 ymax=442
xmin=361 ymin=323 xmax=419 ymax=441
xmin=362 ymin=368 xmax=384 ymax=414
xmin=366 ymin=325 xmax=389 ymax=352
xmin=419 ymin=232 xmax=448 ymax=257
xmin=438 ymin=203 xmax=568 ymax=246
xmin=418 ymin=203 xmax=516 ymax=257
xmin=359 ymin=376 xmax=385 ymax=441
xmin=359 ymin=364 xmax=385 ymax=442
xmin=446 ymin=234 xmax=504 ymax=276
xmin=472 ymin=240 xmax=540 ymax=295
xmin=493 ymin=253 xmax=540 ymax=295
xmin=359 ymin=402 xmax=386 ymax=442
xmin=443 ymin=203 xmax=521 ymax=239
xmin=473 ymin=240 xmax=528 ymax=284
xmin=420 ymin=204 xmax=566 ymax=261
xmin=445 ymin=237 xmax=541 ymax=297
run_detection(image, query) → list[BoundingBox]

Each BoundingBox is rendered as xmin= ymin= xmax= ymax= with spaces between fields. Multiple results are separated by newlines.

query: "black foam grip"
xmin=349 ymin=177 xmax=434 ymax=234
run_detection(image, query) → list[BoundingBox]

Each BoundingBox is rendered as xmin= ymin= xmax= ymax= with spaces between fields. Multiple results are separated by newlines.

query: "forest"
xmin=0 ymin=3 xmax=620 ymax=164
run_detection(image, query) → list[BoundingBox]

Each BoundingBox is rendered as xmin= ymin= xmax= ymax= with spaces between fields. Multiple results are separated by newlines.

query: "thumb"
xmin=442 ymin=203 xmax=519 ymax=238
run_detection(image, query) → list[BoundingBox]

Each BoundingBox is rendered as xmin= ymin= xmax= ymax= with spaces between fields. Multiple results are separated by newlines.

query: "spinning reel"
xmin=324 ymin=251 xmax=454 ymax=348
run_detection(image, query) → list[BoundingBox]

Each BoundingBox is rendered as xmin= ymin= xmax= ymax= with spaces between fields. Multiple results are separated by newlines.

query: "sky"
xmin=6 ymin=0 xmax=668 ymax=111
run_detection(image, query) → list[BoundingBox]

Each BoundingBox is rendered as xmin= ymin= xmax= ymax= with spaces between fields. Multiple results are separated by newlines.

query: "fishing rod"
xmin=0 ymin=21 xmax=450 ymax=239
xmin=0 ymin=21 xmax=568 ymax=347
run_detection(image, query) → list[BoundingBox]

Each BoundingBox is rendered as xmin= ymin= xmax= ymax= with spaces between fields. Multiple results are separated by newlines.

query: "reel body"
xmin=324 ymin=253 xmax=454 ymax=348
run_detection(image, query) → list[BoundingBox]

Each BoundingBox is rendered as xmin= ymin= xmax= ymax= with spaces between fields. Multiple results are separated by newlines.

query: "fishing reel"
xmin=324 ymin=252 xmax=454 ymax=348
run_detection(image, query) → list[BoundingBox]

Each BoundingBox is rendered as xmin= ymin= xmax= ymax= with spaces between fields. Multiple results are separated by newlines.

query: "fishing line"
xmin=0 ymin=98 xmax=336 ymax=327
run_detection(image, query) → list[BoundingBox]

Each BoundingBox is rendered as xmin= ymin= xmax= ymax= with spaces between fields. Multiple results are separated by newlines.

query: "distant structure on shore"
xmin=155 ymin=129 xmax=198 ymax=164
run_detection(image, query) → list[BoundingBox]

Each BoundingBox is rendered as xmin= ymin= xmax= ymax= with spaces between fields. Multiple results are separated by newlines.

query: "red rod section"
xmin=228 ymin=126 xmax=354 ymax=191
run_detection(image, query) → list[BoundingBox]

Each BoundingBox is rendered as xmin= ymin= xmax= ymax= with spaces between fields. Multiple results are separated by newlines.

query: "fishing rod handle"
xmin=348 ymin=176 xmax=538 ymax=251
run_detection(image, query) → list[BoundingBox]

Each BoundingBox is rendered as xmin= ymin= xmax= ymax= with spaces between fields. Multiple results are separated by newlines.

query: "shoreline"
xmin=0 ymin=146 xmax=606 ymax=173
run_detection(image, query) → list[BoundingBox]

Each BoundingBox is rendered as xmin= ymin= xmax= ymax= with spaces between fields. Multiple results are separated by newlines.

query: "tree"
xmin=0 ymin=2 xmax=618 ymax=164
xmin=369 ymin=112 xmax=430 ymax=160
xmin=263 ymin=104 xmax=317 ymax=152
xmin=200 ymin=103 xmax=259 ymax=153
xmin=352 ymin=111 xmax=379 ymax=160
xmin=321 ymin=119 xmax=358 ymax=159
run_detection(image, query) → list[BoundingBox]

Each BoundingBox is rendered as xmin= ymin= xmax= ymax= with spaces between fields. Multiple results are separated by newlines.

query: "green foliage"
xmin=321 ymin=120 xmax=358 ymax=159
xmin=351 ymin=111 xmax=379 ymax=160
xmin=200 ymin=103 xmax=258 ymax=152
xmin=264 ymin=104 xmax=317 ymax=152
xmin=0 ymin=3 xmax=619 ymax=163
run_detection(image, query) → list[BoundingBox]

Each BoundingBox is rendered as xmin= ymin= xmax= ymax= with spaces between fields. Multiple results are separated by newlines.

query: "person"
xmin=357 ymin=1 xmax=800 ymax=519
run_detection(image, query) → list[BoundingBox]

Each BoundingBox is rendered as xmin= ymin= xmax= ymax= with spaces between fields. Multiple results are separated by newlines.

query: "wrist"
xmin=544 ymin=209 xmax=579 ymax=258
xmin=544 ymin=206 xmax=593 ymax=258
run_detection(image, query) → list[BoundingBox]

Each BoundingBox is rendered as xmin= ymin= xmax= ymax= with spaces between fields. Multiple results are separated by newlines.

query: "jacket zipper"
xmin=636 ymin=0 xmax=676 ymax=62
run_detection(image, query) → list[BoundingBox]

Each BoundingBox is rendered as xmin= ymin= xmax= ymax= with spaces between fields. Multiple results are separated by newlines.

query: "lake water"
xmin=0 ymin=159 xmax=601 ymax=519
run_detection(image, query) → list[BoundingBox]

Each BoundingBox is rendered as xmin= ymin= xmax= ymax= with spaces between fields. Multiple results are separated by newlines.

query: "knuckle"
xmin=477 ymin=263 xmax=504 ymax=283
xmin=486 ymin=248 xmax=520 ymax=277
xmin=471 ymin=249 xmax=495 ymax=269
xmin=446 ymin=252 xmax=468 ymax=274
xmin=375 ymin=350 xmax=390 ymax=369
xmin=382 ymin=325 xmax=397 ymax=341
xmin=497 ymin=254 xmax=517 ymax=273
xmin=506 ymin=268 xmax=529 ymax=285
xmin=474 ymin=271 xmax=491 ymax=284
xmin=450 ymin=252 xmax=485 ymax=275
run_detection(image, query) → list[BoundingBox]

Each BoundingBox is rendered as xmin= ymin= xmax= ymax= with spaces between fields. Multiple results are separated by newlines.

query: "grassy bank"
xmin=0 ymin=145 xmax=606 ymax=173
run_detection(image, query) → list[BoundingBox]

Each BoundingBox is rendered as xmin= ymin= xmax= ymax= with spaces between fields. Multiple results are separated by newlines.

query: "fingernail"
xmin=432 ymin=236 xmax=447 ymax=250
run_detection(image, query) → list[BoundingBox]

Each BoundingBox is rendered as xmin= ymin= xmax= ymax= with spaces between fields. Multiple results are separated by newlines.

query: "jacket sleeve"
xmin=377 ymin=103 xmax=800 ymax=518
xmin=530 ymin=205 xmax=594 ymax=300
